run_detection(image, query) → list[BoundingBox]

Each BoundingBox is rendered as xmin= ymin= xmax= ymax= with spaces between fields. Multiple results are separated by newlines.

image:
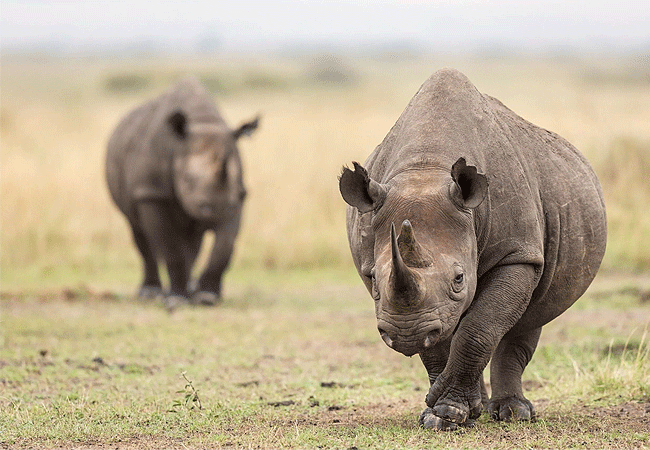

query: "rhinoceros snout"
xmin=378 ymin=328 xmax=394 ymax=349
xmin=423 ymin=325 xmax=443 ymax=348
xmin=377 ymin=321 xmax=443 ymax=356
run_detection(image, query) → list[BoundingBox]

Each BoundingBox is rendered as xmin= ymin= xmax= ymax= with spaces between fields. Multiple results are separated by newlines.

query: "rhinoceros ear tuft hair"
xmin=168 ymin=111 xmax=187 ymax=140
xmin=339 ymin=162 xmax=388 ymax=213
xmin=450 ymin=157 xmax=488 ymax=209
xmin=233 ymin=115 xmax=260 ymax=140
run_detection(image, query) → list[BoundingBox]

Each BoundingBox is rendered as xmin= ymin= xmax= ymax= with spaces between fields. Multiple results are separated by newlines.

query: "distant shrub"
xmin=104 ymin=74 xmax=151 ymax=94
xmin=199 ymin=75 xmax=232 ymax=95
xmin=306 ymin=55 xmax=358 ymax=86
xmin=200 ymin=71 xmax=294 ymax=95
xmin=243 ymin=72 xmax=291 ymax=91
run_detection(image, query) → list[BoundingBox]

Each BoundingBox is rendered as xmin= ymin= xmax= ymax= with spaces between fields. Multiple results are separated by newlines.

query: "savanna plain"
xmin=1 ymin=52 xmax=649 ymax=449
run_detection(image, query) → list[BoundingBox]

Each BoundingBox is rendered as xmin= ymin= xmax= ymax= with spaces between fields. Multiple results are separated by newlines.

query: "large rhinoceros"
xmin=106 ymin=77 xmax=259 ymax=310
xmin=339 ymin=68 xmax=606 ymax=430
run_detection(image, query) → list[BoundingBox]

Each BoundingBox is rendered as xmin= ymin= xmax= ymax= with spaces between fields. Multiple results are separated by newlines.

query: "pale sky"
xmin=2 ymin=0 xmax=649 ymax=53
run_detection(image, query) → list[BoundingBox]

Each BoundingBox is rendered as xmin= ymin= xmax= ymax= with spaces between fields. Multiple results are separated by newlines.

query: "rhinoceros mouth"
xmin=376 ymin=318 xmax=444 ymax=356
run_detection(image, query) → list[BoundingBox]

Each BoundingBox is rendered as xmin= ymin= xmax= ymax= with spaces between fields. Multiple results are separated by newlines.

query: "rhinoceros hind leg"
xmin=195 ymin=219 xmax=240 ymax=301
xmin=488 ymin=326 xmax=541 ymax=422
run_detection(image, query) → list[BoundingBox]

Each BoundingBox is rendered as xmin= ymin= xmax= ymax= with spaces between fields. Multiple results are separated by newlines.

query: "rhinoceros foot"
xmin=190 ymin=290 xmax=222 ymax=306
xmin=419 ymin=407 xmax=458 ymax=430
xmin=163 ymin=295 xmax=190 ymax=312
xmin=137 ymin=285 xmax=163 ymax=300
xmin=486 ymin=396 xmax=536 ymax=422
xmin=424 ymin=375 xmax=483 ymax=429
xmin=419 ymin=407 xmax=476 ymax=431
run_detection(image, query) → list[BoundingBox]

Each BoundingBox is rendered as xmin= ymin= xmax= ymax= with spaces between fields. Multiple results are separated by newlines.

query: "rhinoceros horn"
xmin=397 ymin=220 xmax=433 ymax=268
xmin=389 ymin=222 xmax=422 ymax=308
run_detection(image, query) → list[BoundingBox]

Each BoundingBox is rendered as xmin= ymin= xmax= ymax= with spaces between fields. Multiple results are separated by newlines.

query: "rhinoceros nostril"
xmin=423 ymin=324 xmax=443 ymax=348
xmin=378 ymin=327 xmax=394 ymax=348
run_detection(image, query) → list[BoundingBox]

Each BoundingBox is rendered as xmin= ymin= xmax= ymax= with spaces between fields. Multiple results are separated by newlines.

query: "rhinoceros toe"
xmin=137 ymin=285 xmax=163 ymax=300
xmin=419 ymin=407 xmax=458 ymax=431
xmin=486 ymin=396 xmax=536 ymax=422
xmin=191 ymin=290 xmax=222 ymax=306
xmin=163 ymin=295 xmax=190 ymax=312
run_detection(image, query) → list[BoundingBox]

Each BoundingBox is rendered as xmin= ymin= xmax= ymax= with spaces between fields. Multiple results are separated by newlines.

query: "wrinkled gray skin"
xmin=106 ymin=77 xmax=259 ymax=309
xmin=339 ymin=69 xmax=606 ymax=430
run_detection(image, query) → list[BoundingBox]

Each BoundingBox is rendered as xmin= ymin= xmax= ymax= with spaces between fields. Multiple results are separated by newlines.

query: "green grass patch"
xmin=1 ymin=273 xmax=648 ymax=449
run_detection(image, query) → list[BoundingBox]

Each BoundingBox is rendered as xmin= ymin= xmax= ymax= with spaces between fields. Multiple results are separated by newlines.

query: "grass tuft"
xmin=590 ymin=328 xmax=650 ymax=399
xmin=594 ymin=137 xmax=650 ymax=272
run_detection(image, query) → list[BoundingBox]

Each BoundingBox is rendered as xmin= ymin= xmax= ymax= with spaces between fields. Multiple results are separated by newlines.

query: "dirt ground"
xmin=5 ymin=401 xmax=647 ymax=450
xmin=2 ymin=273 xmax=649 ymax=449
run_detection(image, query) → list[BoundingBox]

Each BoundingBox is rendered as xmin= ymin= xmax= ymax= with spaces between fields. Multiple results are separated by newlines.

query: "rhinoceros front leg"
xmin=419 ymin=337 xmax=451 ymax=387
xmin=423 ymin=264 xmax=539 ymax=430
xmin=418 ymin=338 xmax=469 ymax=430
xmin=487 ymin=326 xmax=541 ymax=422
xmin=180 ymin=223 xmax=204 ymax=293
xmin=193 ymin=215 xmax=241 ymax=305
xmin=137 ymin=201 xmax=191 ymax=308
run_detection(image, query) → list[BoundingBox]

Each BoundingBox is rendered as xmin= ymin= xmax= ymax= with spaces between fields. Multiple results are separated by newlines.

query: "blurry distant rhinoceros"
xmin=339 ymin=68 xmax=607 ymax=430
xmin=106 ymin=77 xmax=259 ymax=309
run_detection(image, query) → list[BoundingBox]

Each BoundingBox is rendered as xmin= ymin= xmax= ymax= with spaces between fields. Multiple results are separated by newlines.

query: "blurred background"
xmin=2 ymin=0 xmax=649 ymax=292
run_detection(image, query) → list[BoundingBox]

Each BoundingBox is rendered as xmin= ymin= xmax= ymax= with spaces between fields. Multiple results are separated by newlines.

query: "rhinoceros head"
xmin=167 ymin=111 xmax=259 ymax=221
xmin=339 ymin=158 xmax=488 ymax=356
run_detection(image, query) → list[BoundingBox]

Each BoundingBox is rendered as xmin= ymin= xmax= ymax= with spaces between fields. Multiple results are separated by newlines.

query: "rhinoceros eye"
xmin=370 ymin=271 xmax=380 ymax=302
xmin=452 ymin=268 xmax=465 ymax=294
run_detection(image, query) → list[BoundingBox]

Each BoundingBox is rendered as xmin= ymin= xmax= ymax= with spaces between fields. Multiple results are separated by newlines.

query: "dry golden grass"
xmin=1 ymin=53 xmax=649 ymax=289
xmin=1 ymin=55 xmax=649 ymax=449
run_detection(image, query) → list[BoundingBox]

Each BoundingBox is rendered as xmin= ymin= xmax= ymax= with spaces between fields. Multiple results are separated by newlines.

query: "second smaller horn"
xmin=397 ymin=220 xmax=433 ymax=268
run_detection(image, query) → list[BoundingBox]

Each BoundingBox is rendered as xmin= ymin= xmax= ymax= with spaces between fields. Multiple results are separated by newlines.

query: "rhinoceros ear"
xmin=168 ymin=111 xmax=187 ymax=140
xmin=450 ymin=157 xmax=488 ymax=209
xmin=233 ymin=115 xmax=260 ymax=140
xmin=339 ymin=162 xmax=389 ymax=213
